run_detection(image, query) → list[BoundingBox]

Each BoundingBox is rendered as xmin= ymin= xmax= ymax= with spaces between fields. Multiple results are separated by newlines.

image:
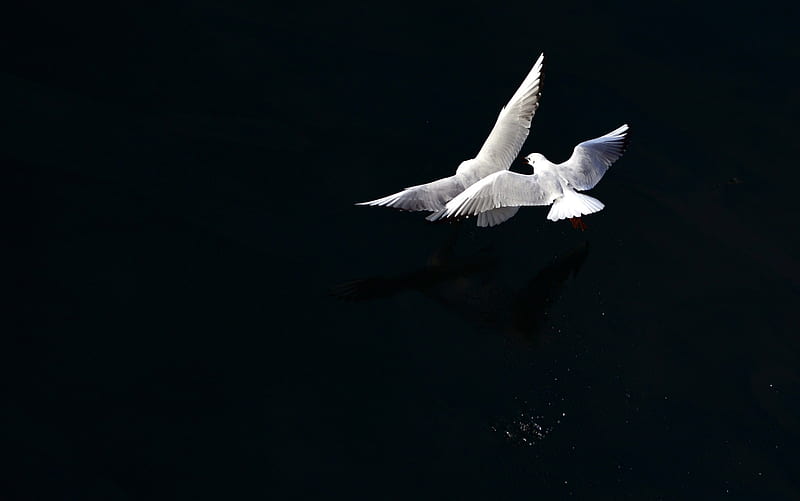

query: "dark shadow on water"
xmin=331 ymin=224 xmax=589 ymax=345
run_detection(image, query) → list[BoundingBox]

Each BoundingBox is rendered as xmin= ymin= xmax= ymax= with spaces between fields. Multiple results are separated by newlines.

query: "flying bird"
xmin=430 ymin=124 xmax=630 ymax=229
xmin=357 ymin=53 xmax=545 ymax=227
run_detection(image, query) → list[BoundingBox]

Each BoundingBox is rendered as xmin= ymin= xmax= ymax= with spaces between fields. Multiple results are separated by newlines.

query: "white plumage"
xmin=431 ymin=124 xmax=630 ymax=227
xmin=357 ymin=54 xmax=545 ymax=225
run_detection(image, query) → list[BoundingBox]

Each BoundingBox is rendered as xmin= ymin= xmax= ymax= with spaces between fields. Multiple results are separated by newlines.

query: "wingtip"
xmin=620 ymin=124 xmax=632 ymax=152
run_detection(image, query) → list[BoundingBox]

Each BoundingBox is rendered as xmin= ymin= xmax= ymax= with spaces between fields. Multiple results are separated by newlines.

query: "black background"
xmin=4 ymin=1 xmax=799 ymax=499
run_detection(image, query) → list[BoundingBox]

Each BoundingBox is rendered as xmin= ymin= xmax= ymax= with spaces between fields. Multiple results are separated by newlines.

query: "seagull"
xmin=430 ymin=124 xmax=630 ymax=229
xmin=356 ymin=53 xmax=545 ymax=227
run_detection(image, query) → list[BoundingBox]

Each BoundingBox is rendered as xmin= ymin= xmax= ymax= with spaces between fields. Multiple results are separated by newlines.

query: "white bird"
xmin=430 ymin=124 xmax=630 ymax=229
xmin=356 ymin=53 xmax=545 ymax=227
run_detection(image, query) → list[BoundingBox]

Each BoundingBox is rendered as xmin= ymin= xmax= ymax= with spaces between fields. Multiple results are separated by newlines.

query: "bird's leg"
xmin=568 ymin=217 xmax=587 ymax=231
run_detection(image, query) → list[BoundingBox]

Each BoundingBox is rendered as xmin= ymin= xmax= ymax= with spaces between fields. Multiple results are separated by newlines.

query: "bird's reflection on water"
xmin=332 ymin=225 xmax=589 ymax=447
xmin=332 ymin=225 xmax=589 ymax=346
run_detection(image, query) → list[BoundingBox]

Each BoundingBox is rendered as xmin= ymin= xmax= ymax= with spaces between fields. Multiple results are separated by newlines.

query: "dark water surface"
xmin=4 ymin=2 xmax=799 ymax=499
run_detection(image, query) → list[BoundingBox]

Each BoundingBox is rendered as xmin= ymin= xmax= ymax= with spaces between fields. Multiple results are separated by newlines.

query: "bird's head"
xmin=523 ymin=153 xmax=546 ymax=173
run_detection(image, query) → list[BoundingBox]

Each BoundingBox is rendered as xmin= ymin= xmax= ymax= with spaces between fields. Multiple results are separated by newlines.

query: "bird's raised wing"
xmin=557 ymin=124 xmax=629 ymax=191
xmin=433 ymin=170 xmax=562 ymax=221
xmin=356 ymin=175 xmax=467 ymax=212
xmin=471 ymin=54 xmax=545 ymax=177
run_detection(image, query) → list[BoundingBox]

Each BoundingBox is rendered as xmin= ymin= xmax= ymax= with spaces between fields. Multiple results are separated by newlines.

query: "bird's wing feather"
xmin=356 ymin=175 xmax=467 ymax=212
xmin=469 ymin=54 xmax=545 ymax=178
xmin=557 ymin=124 xmax=629 ymax=190
xmin=476 ymin=206 xmax=520 ymax=227
xmin=434 ymin=170 xmax=561 ymax=219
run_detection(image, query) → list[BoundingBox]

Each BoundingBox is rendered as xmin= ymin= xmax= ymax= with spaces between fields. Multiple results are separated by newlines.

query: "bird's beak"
xmin=520 ymin=157 xmax=529 ymax=164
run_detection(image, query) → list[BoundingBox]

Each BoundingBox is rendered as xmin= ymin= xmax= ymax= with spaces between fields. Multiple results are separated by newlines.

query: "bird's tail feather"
xmin=547 ymin=191 xmax=604 ymax=221
xmin=425 ymin=208 xmax=446 ymax=221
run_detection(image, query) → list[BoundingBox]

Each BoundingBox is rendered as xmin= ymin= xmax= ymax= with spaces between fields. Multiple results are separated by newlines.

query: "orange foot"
xmin=568 ymin=217 xmax=587 ymax=231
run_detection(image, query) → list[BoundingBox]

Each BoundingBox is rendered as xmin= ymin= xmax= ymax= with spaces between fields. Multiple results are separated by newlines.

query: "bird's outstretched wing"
xmin=432 ymin=170 xmax=562 ymax=223
xmin=557 ymin=124 xmax=629 ymax=191
xmin=358 ymin=54 xmax=544 ymax=212
xmin=356 ymin=175 xmax=467 ymax=211
xmin=469 ymin=54 xmax=545 ymax=178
